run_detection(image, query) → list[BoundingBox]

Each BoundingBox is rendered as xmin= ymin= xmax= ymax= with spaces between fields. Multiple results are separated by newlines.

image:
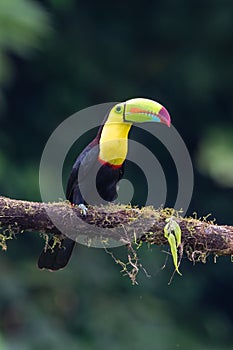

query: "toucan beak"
xmin=123 ymin=98 xmax=171 ymax=127
xmin=158 ymin=106 xmax=171 ymax=127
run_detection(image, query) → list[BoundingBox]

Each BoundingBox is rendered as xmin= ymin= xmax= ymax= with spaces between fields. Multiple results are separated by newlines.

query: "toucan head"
xmin=111 ymin=97 xmax=171 ymax=127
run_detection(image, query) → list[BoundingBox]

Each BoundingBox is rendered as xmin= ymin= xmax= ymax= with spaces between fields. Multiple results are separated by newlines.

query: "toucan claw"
xmin=78 ymin=204 xmax=88 ymax=216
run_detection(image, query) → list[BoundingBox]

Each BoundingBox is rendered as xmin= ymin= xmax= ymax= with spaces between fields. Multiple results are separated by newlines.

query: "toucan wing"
xmin=66 ymin=138 xmax=100 ymax=202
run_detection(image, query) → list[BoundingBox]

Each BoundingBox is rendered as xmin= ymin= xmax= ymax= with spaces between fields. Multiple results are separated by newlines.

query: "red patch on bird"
xmin=98 ymin=157 xmax=123 ymax=169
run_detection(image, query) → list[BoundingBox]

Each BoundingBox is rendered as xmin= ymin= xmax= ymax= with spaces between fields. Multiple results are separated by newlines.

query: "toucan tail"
xmin=38 ymin=238 xmax=75 ymax=271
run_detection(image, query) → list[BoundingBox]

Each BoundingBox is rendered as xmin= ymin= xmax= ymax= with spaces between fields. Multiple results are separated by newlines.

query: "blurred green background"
xmin=0 ymin=0 xmax=233 ymax=349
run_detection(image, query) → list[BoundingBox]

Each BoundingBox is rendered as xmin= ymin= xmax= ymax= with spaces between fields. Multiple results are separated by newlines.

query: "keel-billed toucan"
xmin=38 ymin=98 xmax=171 ymax=270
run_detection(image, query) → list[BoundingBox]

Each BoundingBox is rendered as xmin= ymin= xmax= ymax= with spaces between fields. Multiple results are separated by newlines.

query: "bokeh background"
xmin=0 ymin=0 xmax=233 ymax=349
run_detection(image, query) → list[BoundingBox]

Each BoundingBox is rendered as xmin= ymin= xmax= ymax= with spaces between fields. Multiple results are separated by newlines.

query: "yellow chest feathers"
xmin=99 ymin=122 xmax=132 ymax=165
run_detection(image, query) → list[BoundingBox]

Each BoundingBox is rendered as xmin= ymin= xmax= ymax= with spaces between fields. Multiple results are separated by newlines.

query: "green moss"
xmin=0 ymin=230 xmax=13 ymax=251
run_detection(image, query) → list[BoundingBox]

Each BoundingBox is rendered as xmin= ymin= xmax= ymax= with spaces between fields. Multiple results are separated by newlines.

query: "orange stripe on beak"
xmin=129 ymin=107 xmax=148 ymax=114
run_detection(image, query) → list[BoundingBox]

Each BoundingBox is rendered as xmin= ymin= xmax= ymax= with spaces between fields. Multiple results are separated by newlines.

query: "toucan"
xmin=38 ymin=98 xmax=171 ymax=270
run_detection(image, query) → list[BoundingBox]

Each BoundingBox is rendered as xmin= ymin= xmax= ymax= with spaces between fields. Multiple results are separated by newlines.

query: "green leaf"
xmin=164 ymin=218 xmax=182 ymax=276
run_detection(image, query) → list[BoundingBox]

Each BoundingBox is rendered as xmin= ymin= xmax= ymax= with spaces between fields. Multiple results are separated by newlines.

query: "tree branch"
xmin=0 ymin=196 xmax=233 ymax=263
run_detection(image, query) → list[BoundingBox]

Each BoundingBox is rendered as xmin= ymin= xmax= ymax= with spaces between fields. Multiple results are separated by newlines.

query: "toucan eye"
xmin=115 ymin=106 xmax=122 ymax=113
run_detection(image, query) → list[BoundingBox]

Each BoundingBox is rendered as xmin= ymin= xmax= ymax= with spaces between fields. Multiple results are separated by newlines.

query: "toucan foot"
xmin=78 ymin=204 xmax=88 ymax=216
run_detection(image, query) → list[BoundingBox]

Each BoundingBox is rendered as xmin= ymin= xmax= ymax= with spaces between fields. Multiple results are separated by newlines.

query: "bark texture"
xmin=0 ymin=196 xmax=233 ymax=262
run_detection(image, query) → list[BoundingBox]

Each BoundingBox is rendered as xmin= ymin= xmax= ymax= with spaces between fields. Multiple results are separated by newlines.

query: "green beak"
xmin=123 ymin=98 xmax=171 ymax=127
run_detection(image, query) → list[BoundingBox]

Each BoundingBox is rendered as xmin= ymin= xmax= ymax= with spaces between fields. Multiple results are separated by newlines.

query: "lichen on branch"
xmin=1 ymin=195 xmax=233 ymax=278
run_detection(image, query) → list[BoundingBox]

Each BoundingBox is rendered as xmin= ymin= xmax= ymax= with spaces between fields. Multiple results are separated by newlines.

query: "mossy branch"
xmin=0 ymin=196 xmax=233 ymax=264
